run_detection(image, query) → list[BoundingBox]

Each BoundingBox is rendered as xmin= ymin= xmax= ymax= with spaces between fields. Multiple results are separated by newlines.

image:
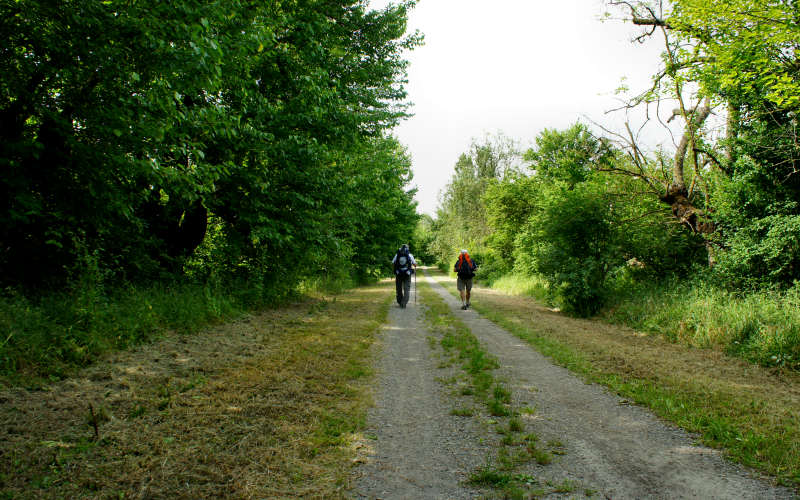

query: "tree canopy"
xmin=1 ymin=0 xmax=421 ymax=291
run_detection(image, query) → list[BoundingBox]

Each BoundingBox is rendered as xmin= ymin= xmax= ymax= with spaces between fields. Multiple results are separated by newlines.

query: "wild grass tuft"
xmin=488 ymin=273 xmax=550 ymax=302
xmin=469 ymin=465 xmax=512 ymax=487
xmin=603 ymin=280 xmax=800 ymax=370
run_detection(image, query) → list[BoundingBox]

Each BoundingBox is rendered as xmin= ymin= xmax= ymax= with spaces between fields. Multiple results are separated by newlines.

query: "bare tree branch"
xmin=632 ymin=17 xmax=671 ymax=28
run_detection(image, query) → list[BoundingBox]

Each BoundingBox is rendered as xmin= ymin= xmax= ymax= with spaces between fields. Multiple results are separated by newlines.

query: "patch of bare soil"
xmin=426 ymin=272 xmax=796 ymax=499
xmin=0 ymin=284 xmax=389 ymax=499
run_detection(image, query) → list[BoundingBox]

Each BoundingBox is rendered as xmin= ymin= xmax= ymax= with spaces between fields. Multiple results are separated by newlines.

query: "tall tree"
xmin=0 ymin=0 xmax=421 ymax=290
xmin=431 ymin=134 xmax=519 ymax=263
xmin=604 ymin=0 xmax=800 ymax=284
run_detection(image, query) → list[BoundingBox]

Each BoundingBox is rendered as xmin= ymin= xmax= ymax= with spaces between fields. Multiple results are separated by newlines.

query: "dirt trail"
xmin=422 ymin=271 xmax=795 ymax=499
xmin=352 ymin=277 xmax=491 ymax=499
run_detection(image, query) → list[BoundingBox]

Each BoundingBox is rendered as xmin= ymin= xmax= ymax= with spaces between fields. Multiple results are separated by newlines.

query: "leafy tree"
xmin=0 ymin=0 xmax=421 ymax=293
xmin=605 ymin=0 xmax=800 ymax=287
xmin=430 ymin=134 xmax=519 ymax=264
xmin=483 ymin=174 xmax=541 ymax=274
xmin=409 ymin=214 xmax=437 ymax=265
xmin=514 ymin=180 xmax=618 ymax=316
xmin=481 ymin=125 xmax=703 ymax=313
xmin=334 ymin=136 xmax=419 ymax=281
xmin=524 ymin=123 xmax=614 ymax=188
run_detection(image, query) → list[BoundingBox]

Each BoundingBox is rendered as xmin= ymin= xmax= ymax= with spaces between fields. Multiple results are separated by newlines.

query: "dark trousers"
xmin=395 ymin=273 xmax=411 ymax=306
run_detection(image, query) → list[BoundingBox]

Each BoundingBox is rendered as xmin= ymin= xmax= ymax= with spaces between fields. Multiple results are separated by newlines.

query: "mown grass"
xmin=433 ymin=270 xmax=800 ymax=488
xmin=484 ymin=272 xmax=800 ymax=372
xmin=0 ymin=281 xmax=392 ymax=498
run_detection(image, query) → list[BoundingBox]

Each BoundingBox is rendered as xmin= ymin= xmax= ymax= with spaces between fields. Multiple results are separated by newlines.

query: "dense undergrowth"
xmin=485 ymin=272 xmax=800 ymax=371
xmin=0 ymin=272 xmax=364 ymax=385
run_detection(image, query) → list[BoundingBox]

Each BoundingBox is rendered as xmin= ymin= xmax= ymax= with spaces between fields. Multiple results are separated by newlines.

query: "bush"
xmin=514 ymin=182 xmax=619 ymax=316
xmin=714 ymin=215 xmax=800 ymax=289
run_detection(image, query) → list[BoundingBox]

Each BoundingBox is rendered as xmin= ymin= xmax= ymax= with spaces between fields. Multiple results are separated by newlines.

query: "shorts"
xmin=456 ymin=277 xmax=473 ymax=292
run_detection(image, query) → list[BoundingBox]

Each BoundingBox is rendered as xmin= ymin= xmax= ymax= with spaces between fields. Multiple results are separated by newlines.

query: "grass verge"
xmin=0 ymin=280 xmax=392 ymax=498
xmin=602 ymin=279 xmax=800 ymax=370
xmin=430 ymin=270 xmax=800 ymax=488
xmin=0 ymin=271 xmax=373 ymax=386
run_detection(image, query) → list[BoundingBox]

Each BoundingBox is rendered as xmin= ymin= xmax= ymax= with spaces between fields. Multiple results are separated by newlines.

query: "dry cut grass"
xmin=0 ymin=281 xmax=392 ymax=499
xmin=431 ymin=271 xmax=800 ymax=488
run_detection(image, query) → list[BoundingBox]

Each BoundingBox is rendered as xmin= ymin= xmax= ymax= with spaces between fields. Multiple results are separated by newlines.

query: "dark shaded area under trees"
xmin=1 ymin=0 xmax=419 ymax=287
xmin=0 ymin=0 xmax=420 ymax=378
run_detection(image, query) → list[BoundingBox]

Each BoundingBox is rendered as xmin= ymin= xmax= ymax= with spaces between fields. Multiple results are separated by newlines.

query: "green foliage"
xmin=670 ymin=0 xmax=800 ymax=111
xmin=612 ymin=1 xmax=800 ymax=288
xmin=523 ymin=123 xmax=613 ymax=187
xmin=442 ymin=124 xmax=704 ymax=316
xmin=603 ymin=278 xmax=800 ymax=370
xmin=0 ymin=280 xmax=242 ymax=382
xmin=1 ymin=0 xmax=420 ymax=291
xmin=714 ymin=215 xmax=800 ymax=289
xmin=515 ymin=181 xmax=618 ymax=316
xmin=712 ymin=153 xmax=800 ymax=288
xmin=409 ymin=214 xmax=437 ymax=265
xmin=0 ymin=1 xmax=421 ymax=377
xmin=483 ymin=174 xmax=541 ymax=274
xmin=335 ymin=136 xmax=419 ymax=281
xmin=430 ymin=134 xmax=519 ymax=264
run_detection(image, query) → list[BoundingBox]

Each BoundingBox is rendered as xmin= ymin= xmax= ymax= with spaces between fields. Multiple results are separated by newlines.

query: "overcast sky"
xmin=369 ymin=0 xmax=666 ymax=215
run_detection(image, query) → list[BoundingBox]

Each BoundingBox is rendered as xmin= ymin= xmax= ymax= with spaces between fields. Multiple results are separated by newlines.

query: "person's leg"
xmin=457 ymin=278 xmax=466 ymax=309
xmin=402 ymin=274 xmax=411 ymax=306
xmin=465 ymin=279 xmax=473 ymax=307
xmin=395 ymin=275 xmax=403 ymax=306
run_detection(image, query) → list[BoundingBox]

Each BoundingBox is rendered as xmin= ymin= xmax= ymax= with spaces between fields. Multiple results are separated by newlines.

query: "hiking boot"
xmin=461 ymin=304 xmax=467 ymax=310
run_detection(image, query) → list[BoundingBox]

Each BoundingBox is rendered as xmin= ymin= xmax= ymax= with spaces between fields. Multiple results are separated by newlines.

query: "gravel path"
xmin=424 ymin=271 xmax=796 ymax=499
xmin=351 ymin=277 xmax=492 ymax=499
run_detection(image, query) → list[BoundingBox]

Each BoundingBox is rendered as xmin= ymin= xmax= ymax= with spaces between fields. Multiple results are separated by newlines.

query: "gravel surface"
xmin=351 ymin=277 xmax=493 ymax=499
xmin=424 ymin=271 xmax=796 ymax=499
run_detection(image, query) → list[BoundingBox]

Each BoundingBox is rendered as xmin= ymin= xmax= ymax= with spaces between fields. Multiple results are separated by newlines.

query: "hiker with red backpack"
xmin=454 ymin=249 xmax=477 ymax=310
xmin=392 ymin=244 xmax=417 ymax=308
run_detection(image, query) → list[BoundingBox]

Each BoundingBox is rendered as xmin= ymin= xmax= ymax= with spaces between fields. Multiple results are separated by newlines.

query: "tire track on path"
xmin=424 ymin=271 xmax=795 ymax=499
xmin=352 ymin=277 xmax=491 ymax=499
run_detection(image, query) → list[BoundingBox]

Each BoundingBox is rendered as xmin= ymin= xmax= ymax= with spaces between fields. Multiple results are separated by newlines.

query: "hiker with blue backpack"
xmin=454 ymin=249 xmax=477 ymax=310
xmin=392 ymin=244 xmax=417 ymax=308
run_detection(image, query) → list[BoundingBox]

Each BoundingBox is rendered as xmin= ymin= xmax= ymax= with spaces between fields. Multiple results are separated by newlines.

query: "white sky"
xmin=370 ymin=0 xmax=668 ymax=215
